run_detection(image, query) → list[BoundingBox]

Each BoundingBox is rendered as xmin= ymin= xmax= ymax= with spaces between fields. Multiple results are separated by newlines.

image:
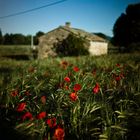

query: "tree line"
xmin=0 ymin=31 xmax=45 ymax=45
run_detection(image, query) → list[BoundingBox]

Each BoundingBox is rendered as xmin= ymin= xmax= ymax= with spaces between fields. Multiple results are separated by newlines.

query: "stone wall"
xmin=89 ymin=41 xmax=108 ymax=55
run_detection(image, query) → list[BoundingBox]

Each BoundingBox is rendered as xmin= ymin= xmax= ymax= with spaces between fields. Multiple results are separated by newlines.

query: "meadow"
xmin=0 ymin=45 xmax=33 ymax=60
xmin=0 ymin=52 xmax=140 ymax=140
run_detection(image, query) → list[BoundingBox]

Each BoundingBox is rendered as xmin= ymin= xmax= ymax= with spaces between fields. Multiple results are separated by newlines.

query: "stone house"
xmin=37 ymin=22 xmax=108 ymax=59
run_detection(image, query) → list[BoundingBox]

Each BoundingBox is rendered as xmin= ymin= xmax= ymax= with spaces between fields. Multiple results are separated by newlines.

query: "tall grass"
xmin=0 ymin=54 xmax=140 ymax=140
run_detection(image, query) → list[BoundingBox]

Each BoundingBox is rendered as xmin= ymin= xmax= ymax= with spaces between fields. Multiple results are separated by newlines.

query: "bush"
xmin=55 ymin=33 xmax=89 ymax=57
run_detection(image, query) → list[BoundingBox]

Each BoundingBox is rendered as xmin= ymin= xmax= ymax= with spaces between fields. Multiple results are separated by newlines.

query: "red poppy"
xmin=16 ymin=102 xmax=26 ymax=112
xmin=46 ymin=117 xmax=57 ymax=128
xmin=11 ymin=90 xmax=18 ymax=97
xmin=22 ymin=112 xmax=33 ymax=121
xmin=41 ymin=96 xmax=46 ymax=104
xmin=93 ymin=83 xmax=100 ymax=94
xmin=54 ymin=126 xmax=65 ymax=140
xmin=92 ymin=69 xmax=96 ymax=76
xmin=37 ymin=112 xmax=46 ymax=119
xmin=65 ymin=85 xmax=69 ymax=90
xmin=73 ymin=84 xmax=81 ymax=91
xmin=60 ymin=60 xmax=69 ymax=69
xmin=69 ymin=92 xmax=78 ymax=101
xmin=115 ymin=76 xmax=121 ymax=81
xmin=120 ymin=73 xmax=124 ymax=78
xmin=64 ymin=76 xmax=71 ymax=83
xmin=28 ymin=66 xmax=36 ymax=73
xmin=73 ymin=66 xmax=79 ymax=72
xmin=61 ymin=60 xmax=68 ymax=66
xmin=25 ymin=91 xmax=30 ymax=96
xmin=116 ymin=63 xmax=121 ymax=67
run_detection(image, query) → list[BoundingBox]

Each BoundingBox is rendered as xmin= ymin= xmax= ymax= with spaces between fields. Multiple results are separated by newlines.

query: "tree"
xmin=112 ymin=3 xmax=140 ymax=51
xmin=34 ymin=31 xmax=45 ymax=45
xmin=11 ymin=33 xmax=25 ymax=44
xmin=24 ymin=35 xmax=31 ymax=45
xmin=0 ymin=29 xmax=3 ymax=44
xmin=3 ymin=33 xmax=13 ymax=45
xmin=55 ymin=33 xmax=89 ymax=57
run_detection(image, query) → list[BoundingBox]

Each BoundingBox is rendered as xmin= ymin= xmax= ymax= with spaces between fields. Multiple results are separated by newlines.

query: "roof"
xmin=39 ymin=25 xmax=106 ymax=42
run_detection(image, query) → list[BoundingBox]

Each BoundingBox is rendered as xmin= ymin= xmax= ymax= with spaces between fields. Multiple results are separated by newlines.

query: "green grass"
xmin=0 ymin=54 xmax=140 ymax=140
xmin=0 ymin=45 xmax=31 ymax=55
xmin=0 ymin=45 xmax=33 ymax=60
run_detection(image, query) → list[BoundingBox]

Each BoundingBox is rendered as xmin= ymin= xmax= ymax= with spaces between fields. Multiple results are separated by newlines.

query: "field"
xmin=0 ymin=45 xmax=33 ymax=60
xmin=0 ymin=52 xmax=140 ymax=140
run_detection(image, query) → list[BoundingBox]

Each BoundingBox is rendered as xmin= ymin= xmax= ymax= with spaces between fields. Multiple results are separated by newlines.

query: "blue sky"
xmin=0 ymin=0 xmax=139 ymax=36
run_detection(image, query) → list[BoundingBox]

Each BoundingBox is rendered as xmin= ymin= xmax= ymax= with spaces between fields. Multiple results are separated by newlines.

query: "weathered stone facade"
xmin=37 ymin=23 xmax=108 ymax=59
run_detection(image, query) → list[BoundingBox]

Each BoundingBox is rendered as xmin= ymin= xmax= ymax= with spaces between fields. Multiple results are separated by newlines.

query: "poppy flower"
xmin=60 ymin=60 xmax=69 ymax=69
xmin=65 ymin=85 xmax=69 ymax=90
xmin=25 ymin=91 xmax=30 ymax=96
xmin=41 ymin=96 xmax=46 ymax=104
xmin=37 ymin=112 xmax=46 ymax=119
xmin=115 ymin=76 xmax=121 ymax=81
xmin=69 ymin=92 xmax=78 ymax=101
xmin=22 ymin=112 xmax=33 ymax=121
xmin=54 ymin=126 xmax=65 ymax=140
xmin=73 ymin=66 xmax=79 ymax=72
xmin=64 ymin=76 xmax=70 ymax=83
xmin=116 ymin=63 xmax=120 ymax=67
xmin=73 ymin=84 xmax=81 ymax=91
xmin=92 ymin=69 xmax=96 ymax=76
xmin=93 ymin=83 xmax=100 ymax=94
xmin=16 ymin=102 xmax=26 ymax=112
xmin=46 ymin=117 xmax=57 ymax=128
xmin=61 ymin=60 xmax=68 ymax=66
xmin=120 ymin=73 xmax=124 ymax=78
xmin=11 ymin=90 xmax=18 ymax=97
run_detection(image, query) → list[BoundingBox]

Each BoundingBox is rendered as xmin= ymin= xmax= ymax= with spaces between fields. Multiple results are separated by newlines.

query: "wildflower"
xmin=16 ymin=102 xmax=26 ymax=112
xmin=121 ymin=73 xmax=124 ymax=78
xmin=22 ymin=112 xmax=33 ymax=121
xmin=46 ymin=117 xmax=57 ymax=128
xmin=115 ymin=76 xmax=121 ymax=81
xmin=37 ymin=112 xmax=46 ymax=119
xmin=64 ymin=76 xmax=71 ymax=83
xmin=25 ymin=91 xmax=30 ymax=96
xmin=65 ymin=85 xmax=69 ymax=90
xmin=92 ymin=69 xmax=96 ymax=76
xmin=61 ymin=60 xmax=68 ymax=66
xmin=69 ymin=92 xmax=78 ymax=101
xmin=73 ymin=66 xmax=79 ymax=72
xmin=93 ymin=83 xmax=100 ymax=94
xmin=54 ymin=126 xmax=65 ymax=140
xmin=60 ymin=60 xmax=69 ymax=69
xmin=73 ymin=84 xmax=81 ymax=91
xmin=11 ymin=90 xmax=18 ymax=97
xmin=116 ymin=63 xmax=121 ymax=67
xmin=41 ymin=96 xmax=46 ymax=104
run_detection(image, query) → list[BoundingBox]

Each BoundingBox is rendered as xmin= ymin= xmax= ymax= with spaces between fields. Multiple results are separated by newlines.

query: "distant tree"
xmin=11 ymin=34 xmax=25 ymax=44
xmin=94 ymin=32 xmax=111 ymax=41
xmin=24 ymin=35 xmax=31 ymax=45
xmin=3 ymin=33 xmax=26 ymax=45
xmin=112 ymin=3 xmax=140 ymax=52
xmin=3 ymin=33 xmax=13 ymax=45
xmin=0 ymin=29 xmax=3 ymax=44
xmin=34 ymin=31 xmax=45 ymax=45
xmin=55 ymin=33 xmax=89 ymax=57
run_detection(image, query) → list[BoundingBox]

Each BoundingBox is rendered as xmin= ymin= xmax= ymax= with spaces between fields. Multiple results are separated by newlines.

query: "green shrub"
xmin=55 ymin=33 xmax=89 ymax=56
